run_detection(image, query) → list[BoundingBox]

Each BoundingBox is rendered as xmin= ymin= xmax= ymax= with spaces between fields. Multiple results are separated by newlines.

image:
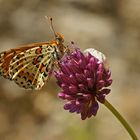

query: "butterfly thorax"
xmin=50 ymin=33 xmax=67 ymax=61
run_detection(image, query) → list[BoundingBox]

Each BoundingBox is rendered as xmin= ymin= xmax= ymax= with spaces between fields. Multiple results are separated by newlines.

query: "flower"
xmin=55 ymin=43 xmax=112 ymax=120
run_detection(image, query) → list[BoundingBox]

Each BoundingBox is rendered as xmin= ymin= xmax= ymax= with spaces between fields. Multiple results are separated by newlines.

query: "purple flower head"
xmin=55 ymin=43 xmax=112 ymax=120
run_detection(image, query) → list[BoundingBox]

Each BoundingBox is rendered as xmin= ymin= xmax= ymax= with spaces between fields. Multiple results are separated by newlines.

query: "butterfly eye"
xmin=55 ymin=33 xmax=64 ymax=43
xmin=56 ymin=37 xmax=63 ymax=43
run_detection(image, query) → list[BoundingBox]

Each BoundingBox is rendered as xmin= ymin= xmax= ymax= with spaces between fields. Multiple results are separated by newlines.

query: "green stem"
xmin=104 ymin=99 xmax=139 ymax=140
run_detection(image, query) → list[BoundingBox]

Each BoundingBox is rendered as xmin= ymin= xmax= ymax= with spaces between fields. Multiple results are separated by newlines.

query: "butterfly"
xmin=0 ymin=17 xmax=68 ymax=90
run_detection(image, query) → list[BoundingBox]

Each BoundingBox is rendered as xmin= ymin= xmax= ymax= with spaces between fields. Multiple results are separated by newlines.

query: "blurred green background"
xmin=0 ymin=0 xmax=140 ymax=140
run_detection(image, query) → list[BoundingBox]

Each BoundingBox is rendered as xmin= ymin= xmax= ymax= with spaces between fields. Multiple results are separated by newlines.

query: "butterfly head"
xmin=55 ymin=33 xmax=64 ymax=44
xmin=46 ymin=17 xmax=64 ymax=44
xmin=46 ymin=16 xmax=67 ymax=55
xmin=55 ymin=33 xmax=67 ymax=56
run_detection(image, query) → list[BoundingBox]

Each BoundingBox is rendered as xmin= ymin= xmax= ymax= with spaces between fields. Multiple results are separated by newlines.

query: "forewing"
xmin=9 ymin=44 xmax=55 ymax=90
xmin=0 ymin=46 xmax=35 ymax=79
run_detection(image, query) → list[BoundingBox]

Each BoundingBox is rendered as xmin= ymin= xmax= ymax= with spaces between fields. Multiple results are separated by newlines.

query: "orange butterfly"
xmin=0 ymin=17 xmax=68 ymax=90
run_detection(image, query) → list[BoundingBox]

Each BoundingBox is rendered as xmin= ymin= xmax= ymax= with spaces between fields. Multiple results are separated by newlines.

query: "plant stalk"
xmin=104 ymin=99 xmax=139 ymax=140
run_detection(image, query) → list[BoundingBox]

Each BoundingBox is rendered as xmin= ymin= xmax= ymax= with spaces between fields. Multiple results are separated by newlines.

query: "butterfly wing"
xmin=0 ymin=42 xmax=56 ymax=90
xmin=0 ymin=46 xmax=34 ymax=79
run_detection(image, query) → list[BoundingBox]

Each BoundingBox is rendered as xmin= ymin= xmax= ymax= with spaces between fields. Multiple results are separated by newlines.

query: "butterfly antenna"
xmin=45 ymin=16 xmax=57 ymax=38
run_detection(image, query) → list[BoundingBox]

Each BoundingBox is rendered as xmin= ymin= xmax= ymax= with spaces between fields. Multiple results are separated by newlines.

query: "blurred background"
xmin=0 ymin=0 xmax=140 ymax=140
